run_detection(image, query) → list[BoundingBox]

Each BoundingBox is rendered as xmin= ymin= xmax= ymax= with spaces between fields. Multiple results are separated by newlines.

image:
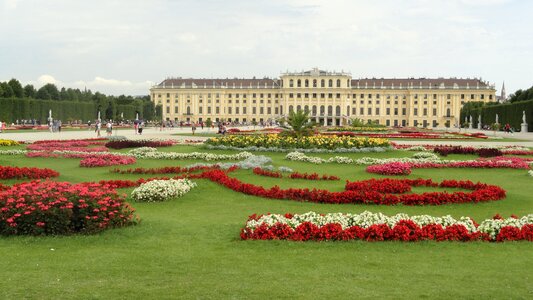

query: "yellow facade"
xmin=150 ymin=68 xmax=496 ymax=127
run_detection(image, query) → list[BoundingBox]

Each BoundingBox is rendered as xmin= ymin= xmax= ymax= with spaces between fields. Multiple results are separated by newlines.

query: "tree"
xmin=36 ymin=83 xmax=60 ymax=100
xmin=8 ymin=79 xmax=24 ymax=98
xmin=280 ymin=109 xmax=316 ymax=138
xmin=205 ymin=118 xmax=212 ymax=131
xmin=24 ymin=84 xmax=36 ymax=98
xmin=0 ymin=82 xmax=15 ymax=98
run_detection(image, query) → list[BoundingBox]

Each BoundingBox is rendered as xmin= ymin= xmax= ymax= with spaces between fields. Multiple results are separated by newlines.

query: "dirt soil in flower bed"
xmin=0 ymin=144 xmax=532 ymax=298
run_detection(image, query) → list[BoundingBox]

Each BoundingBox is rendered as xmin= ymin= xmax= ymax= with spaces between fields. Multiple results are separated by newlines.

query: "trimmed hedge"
xmin=461 ymin=99 xmax=533 ymax=132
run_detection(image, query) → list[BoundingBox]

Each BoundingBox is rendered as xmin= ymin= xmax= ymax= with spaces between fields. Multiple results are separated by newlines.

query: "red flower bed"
xmin=252 ymin=168 xmax=339 ymax=180
xmin=434 ymin=146 xmax=502 ymax=157
xmin=80 ymin=154 xmax=136 ymax=167
xmin=366 ymin=162 xmax=412 ymax=175
xmin=0 ymin=165 xmax=59 ymax=179
xmin=0 ymin=180 xmax=137 ymax=235
xmin=111 ymin=165 xmax=217 ymax=175
xmin=253 ymin=167 xmax=282 ymax=178
xmin=324 ymin=132 xmax=488 ymax=139
xmin=289 ymin=172 xmax=340 ymax=181
xmin=104 ymin=140 xmax=174 ymax=149
xmin=27 ymin=139 xmax=108 ymax=152
xmin=199 ymin=170 xmax=506 ymax=205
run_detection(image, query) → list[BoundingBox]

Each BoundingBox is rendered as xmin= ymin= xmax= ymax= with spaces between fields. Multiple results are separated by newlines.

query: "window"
xmin=414 ymin=94 xmax=418 ymax=99
xmin=297 ymin=93 xmax=301 ymax=98
xmin=433 ymin=94 xmax=437 ymax=99
xmin=424 ymin=94 xmax=428 ymax=99
xmin=289 ymin=93 xmax=293 ymax=98
xmin=216 ymin=107 xmax=220 ymax=114
xmin=321 ymin=79 xmax=325 ymax=87
xmin=402 ymin=108 xmax=406 ymax=115
xmin=433 ymin=108 xmax=437 ymax=116
xmin=336 ymin=79 xmax=341 ymax=87
xmin=260 ymin=107 xmax=264 ymax=114
xmin=199 ymin=107 xmax=203 ymax=114
xmin=423 ymin=108 xmax=427 ymax=116
xmin=360 ymin=107 xmax=364 ymax=115
xmin=489 ymin=95 xmax=493 ymax=100
xmin=289 ymin=79 xmax=294 ymax=87
xmin=360 ymin=94 xmax=364 ymax=98
xmin=368 ymin=94 xmax=372 ymax=99
xmin=394 ymin=108 xmax=398 ymax=115
xmin=320 ymin=93 xmax=325 ymax=98
xmin=377 ymin=94 xmax=380 ymax=99
xmin=174 ymin=107 xmax=178 ymax=113
xmin=228 ymin=107 xmax=232 ymax=114
xmin=236 ymin=94 xmax=239 ymax=98
xmin=253 ymin=107 xmax=256 ymax=114
xmin=313 ymin=79 xmax=317 ymax=87
xmin=166 ymin=93 xmax=170 ymax=98
xmin=414 ymin=108 xmax=418 ymax=116
xmin=447 ymin=94 xmax=451 ymax=99
xmin=235 ymin=107 xmax=239 ymax=114
xmin=313 ymin=93 xmax=317 ymax=98
xmin=386 ymin=108 xmax=390 ymax=115
xmin=368 ymin=108 xmax=372 ymax=115
xmin=471 ymin=94 xmax=475 ymax=99
xmin=305 ymin=79 xmax=309 ymax=87
xmin=208 ymin=107 xmax=211 ymax=114
xmin=328 ymin=79 xmax=333 ymax=87
xmin=481 ymin=94 xmax=485 ymax=100
xmin=461 ymin=94 xmax=465 ymax=99
xmin=304 ymin=93 xmax=309 ymax=98
xmin=297 ymin=79 xmax=301 ymax=87
xmin=352 ymin=107 xmax=356 ymax=114
xmin=166 ymin=106 xmax=170 ymax=113
xmin=267 ymin=107 xmax=271 ymax=114
xmin=253 ymin=93 xmax=256 ymax=98
xmin=328 ymin=93 xmax=333 ymax=98
xmin=228 ymin=93 xmax=232 ymax=98
xmin=336 ymin=93 xmax=340 ymax=99
xmin=376 ymin=108 xmax=380 ymax=115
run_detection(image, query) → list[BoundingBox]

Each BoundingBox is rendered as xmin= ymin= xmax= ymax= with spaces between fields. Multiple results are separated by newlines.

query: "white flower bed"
xmin=285 ymin=151 xmax=448 ymax=165
xmin=0 ymin=149 xmax=28 ymax=155
xmin=128 ymin=147 xmax=253 ymax=161
xmin=205 ymin=144 xmax=392 ymax=153
xmin=528 ymin=170 xmax=533 ymax=177
xmin=131 ymin=179 xmax=197 ymax=202
xmin=245 ymin=211 xmax=533 ymax=240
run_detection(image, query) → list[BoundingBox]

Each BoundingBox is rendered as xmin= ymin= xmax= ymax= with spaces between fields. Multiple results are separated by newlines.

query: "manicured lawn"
xmin=0 ymin=145 xmax=532 ymax=298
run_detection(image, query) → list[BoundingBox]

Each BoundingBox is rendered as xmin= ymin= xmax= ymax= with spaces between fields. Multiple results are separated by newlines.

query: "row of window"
xmin=165 ymin=106 xmax=279 ymax=115
xmin=288 ymin=78 xmax=349 ymax=88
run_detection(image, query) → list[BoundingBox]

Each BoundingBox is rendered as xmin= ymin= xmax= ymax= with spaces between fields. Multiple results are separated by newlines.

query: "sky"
xmin=1 ymin=0 xmax=532 ymax=96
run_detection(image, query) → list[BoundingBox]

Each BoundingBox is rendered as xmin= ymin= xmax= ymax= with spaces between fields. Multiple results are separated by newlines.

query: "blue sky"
xmin=1 ymin=0 xmax=532 ymax=96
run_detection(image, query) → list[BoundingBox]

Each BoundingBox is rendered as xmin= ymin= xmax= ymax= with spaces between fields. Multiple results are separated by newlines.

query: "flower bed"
xmin=434 ymin=146 xmax=502 ymax=157
xmin=0 ymin=180 xmax=137 ymax=235
xmin=131 ymin=179 xmax=197 ymax=202
xmin=128 ymin=147 xmax=253 ymax=161
xmin=0 ymin=139 xmax=20 ymax=146
xmin=288 ymin=172 xmax=339 ymax=181
xmin=240 ymin=211 xmax=533 ymax=242
xmin=253 ymin=167 xmax=282 ymax=178
xmin=105 ymin=139 xmax=174 ymax=149
xmin=0 ymin=165 xmax=59 ymax=179
xmin=111 ymin=165 xmax=217 ymax=175
xmin=80 ymin=154 xmax=136 ymax=167
xmin=325 ymin=132 xmax=488 ymax=140
xmin=326 ymin=127 xmax=390 ymax=132
xmin=205 ymin=134 xmax=389 ymax=150
xmin=200 ymin=170 xmax=506 ymax=205
xmin=27 ymin=139 xmax=108 ymax=152
xmin=366 ymin=162 xmax=412 ymax=175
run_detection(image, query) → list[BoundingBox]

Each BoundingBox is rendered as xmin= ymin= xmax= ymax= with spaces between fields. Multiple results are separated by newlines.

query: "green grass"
xmin=0 ymin=145 xmax=532 ymax=299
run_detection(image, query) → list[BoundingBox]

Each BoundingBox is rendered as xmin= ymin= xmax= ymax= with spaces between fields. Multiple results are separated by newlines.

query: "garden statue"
xmin=478 ymin=115 xmax=482 ymax=130
xmin=469 ymin=115 xmax=473 ymax=129
xmin=521 ymin=110 xmax=528 ymax=132
xmin=496 ymin=114 xmax=499 ymax=124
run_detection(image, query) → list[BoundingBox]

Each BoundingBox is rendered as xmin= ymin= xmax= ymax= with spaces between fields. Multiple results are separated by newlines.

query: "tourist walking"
xmin=58 ymin=120 xmax=62 ymax=133
xmin=192 ymin=123 xmax=197 ymax=135
xmin=0 ymin=120 xmax=3 ymax=133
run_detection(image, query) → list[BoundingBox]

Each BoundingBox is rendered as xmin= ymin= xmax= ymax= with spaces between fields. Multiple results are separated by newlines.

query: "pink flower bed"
xmin=27 ymin=139 xmax=108 ymax=152
xmin=366 ymin=162 xmax=412 ymax=175
xmin=80 ymin=154 xmax=136 ymax=167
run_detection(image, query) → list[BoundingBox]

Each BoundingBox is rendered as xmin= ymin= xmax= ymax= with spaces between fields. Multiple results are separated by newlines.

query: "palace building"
xmin=150 ymin=68 xmax=496 ymax=127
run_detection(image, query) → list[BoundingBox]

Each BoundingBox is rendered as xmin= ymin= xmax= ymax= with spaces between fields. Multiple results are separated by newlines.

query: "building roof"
xmin=157 ymin=78 xmax=280 ymax=89
xmin=351 ymin=78 xmax=492 ymax=89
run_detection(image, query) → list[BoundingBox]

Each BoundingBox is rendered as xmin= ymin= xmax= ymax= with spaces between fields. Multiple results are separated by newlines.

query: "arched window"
xmin=346 ymin=105 xmax=350 ymax=116
xmin=320 ymin=105 xmax=325 ymax=115
xmin=313 ymin=79 xmax=317 ymax=87
xmin=336 ymin=79 xmax=341 ymax=87
xmin=297 ymin=79 xmax=301 ymax=87
xmin=304 ymin=105 xmax=309 ymax=112
xmin=289 ymin=79 xmax=294 ymax=87
xmin=328 ymin=79 xmax=333 ymax=87
xmin=328 ymin=105 xmax=333 ymax=115
xmin=312 ymin=105 xmax=317 ymax=116
xmin=321 ymin=79 xmax=325 ymax=87
xmin=305 ymin=79 xmax=309 ymax=87
xmin=336 ymin=105 xmax=341 ymax=116
xmin=280 ymin=105 xmax=283 ymax=115
xmin=446 ymin=108 xmax=451 ymax=117
xmin=289 ymin=105 xmax=294 ymax=113
xmin=347 ymin=79 xmax=350 ymax=87
xmin=186 ymin=106 xmax=191 ymax=115
xmin=296 ymin=105 xmax=302 ymax=112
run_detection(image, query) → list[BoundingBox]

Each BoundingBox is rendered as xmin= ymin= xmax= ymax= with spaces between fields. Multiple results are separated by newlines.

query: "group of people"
xmin=48 ymin=120 xmax=62 ymax=133
xmin=91 ymin=120 xmax=114 ymax=137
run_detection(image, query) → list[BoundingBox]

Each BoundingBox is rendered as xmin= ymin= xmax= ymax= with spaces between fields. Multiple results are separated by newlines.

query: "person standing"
xmin=106 ymin=121 xmax=113 ymax=136
xmin=191 ymin=123 xmax=197 ymax=135
xmin=96 ymin=121 xmax=101 ymax=137
xmin=58 ymin=120 xmax=62 ymax=133
xmin=0 ymin=120 xmax=3 ymax=133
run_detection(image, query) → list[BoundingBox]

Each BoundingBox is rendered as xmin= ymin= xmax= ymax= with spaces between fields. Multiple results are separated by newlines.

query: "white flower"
xmin=131 ymin=179 xmax=197 ymax=202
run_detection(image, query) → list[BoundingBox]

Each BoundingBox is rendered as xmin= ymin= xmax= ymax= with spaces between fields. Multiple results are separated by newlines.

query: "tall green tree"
xmin=23 ymin=84 xmax=36 ymax=98
xmin=0 ymin=82 xmax=14 ymax=98
xmin=36 ymin=83 xmax=60 ymax=100
xmin=8 ymin=79 xmax=24 ymax=98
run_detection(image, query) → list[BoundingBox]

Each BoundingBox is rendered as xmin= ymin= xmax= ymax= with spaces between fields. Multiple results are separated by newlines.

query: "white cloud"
xmin=37 ymin=74 xmax=58 ymax=85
